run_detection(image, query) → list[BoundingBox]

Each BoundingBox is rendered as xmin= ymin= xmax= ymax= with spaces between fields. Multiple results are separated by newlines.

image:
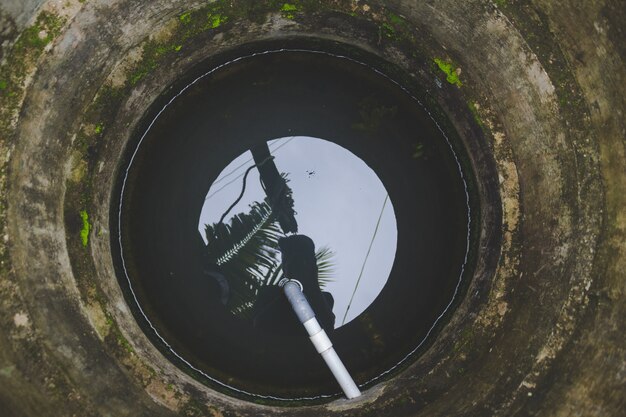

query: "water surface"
xmin=114 ymin=46 xmax=472 ymax=400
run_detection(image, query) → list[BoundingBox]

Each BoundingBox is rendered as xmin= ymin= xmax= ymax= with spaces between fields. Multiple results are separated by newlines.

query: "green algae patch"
xmin=179 ymin=11 xmax=192 ymax=24
xmin=207 ymin=12 xmax=228 ymax=29
xmin=434 ymin=58 xmax=462 ymax=87
xmin=178 ymin=1 xmax=233 ymax=38
xmin=382 ymin=11 xmax=410 ymax=39
xmin=79 ymin=210 xmax=91 ymax=247
xmin=280 ymin=3 xmax=299 ymax=19
xmin=129 ymin=1 xmax=401 ymax=88
xmin=128 ymin=2 xmax=241 ymax=86
xmin=128 ymin=41 xmax=174 ymax=85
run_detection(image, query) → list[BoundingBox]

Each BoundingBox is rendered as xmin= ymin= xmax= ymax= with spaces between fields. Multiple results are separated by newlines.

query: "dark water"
xmin=114 ymin=44 xmax=472 ymax=401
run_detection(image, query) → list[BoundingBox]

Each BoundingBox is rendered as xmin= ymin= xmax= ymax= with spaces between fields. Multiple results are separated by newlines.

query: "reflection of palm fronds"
xmin=262 ymin=246 xmax=335 ymax=289
xmin=205 ymin=200 xmax=283 ymax=315
xmin=204 ymin=201 xmax=336 ymax=316
xmin=315 ymin=246 xmax=336 ymax=289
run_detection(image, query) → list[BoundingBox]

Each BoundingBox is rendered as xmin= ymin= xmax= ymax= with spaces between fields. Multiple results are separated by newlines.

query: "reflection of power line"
xmin=204 ymin=136 xmax=296 ymax=201
xmin=210 ymin=136 xmax=293 ymax=187
xmin=341 ymin=193 xmax=389 ymax=325
xmin=217 ymin=155 xmax=275 ymax=226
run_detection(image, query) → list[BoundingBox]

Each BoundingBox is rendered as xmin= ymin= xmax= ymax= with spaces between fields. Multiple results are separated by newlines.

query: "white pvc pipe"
xmin=281 ymin=279 xmax=361 ymax=399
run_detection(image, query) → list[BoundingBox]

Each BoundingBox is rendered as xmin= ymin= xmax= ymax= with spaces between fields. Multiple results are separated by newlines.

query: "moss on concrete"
xmin=280 ymin=3 xmax=299 ymax=19
xmin=113 ymin=0 xmax=447 ymax=96
xmin=434 ymin=57 xmax=463 ymax=87
xmin=79 ymin=210 xmax=90 ymax=247
xmin=0 ymin=11 xmax=65 ymax=135
xmin=468 ymin=101 xmax=484 ymax=127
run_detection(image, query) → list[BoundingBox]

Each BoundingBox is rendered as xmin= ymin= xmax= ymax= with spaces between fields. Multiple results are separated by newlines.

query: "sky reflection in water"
xmin=199 ymin=136 xmax=397 ymax=326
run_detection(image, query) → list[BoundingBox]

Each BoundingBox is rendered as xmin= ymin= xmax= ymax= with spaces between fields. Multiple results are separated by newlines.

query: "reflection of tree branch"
xmin=251 ymin=142 xmax=298 ymax=234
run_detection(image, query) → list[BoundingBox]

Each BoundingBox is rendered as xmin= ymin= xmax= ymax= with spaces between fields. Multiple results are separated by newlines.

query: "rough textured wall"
xmin=0 ymin=0 xmax=46 ymax=60
xmin=0 ymin=0 xmax=623 ymax=416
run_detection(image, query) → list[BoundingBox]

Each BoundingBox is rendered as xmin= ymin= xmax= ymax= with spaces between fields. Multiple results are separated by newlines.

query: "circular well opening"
xmin=112 ymin=41 xmax=475 ymax=402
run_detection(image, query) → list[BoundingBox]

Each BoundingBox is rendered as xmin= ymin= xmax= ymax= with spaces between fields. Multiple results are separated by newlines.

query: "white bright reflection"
xmin=198 ymin=137 xmax=397 ymax=326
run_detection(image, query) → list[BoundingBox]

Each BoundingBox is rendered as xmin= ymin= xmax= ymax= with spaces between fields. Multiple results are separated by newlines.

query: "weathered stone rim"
xmin=1 ymin=0 xmax=622 ymax=415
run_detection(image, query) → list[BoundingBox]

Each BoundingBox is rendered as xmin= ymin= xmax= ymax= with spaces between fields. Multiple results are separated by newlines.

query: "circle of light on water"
xmin=198 ymin=136 xmax=398 ymax=326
